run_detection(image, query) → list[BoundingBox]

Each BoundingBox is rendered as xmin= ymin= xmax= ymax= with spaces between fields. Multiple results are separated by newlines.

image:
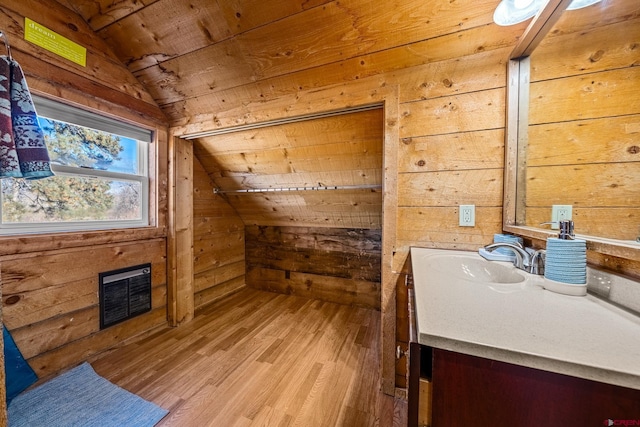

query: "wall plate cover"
xmin=459 ymin=205 xmax=475 ymax=227
xmin=551 ymin=205 xmax=572 ymax=229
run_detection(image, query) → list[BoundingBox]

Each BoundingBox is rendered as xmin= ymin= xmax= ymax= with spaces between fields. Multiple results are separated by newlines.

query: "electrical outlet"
xmin=459 ymin=204 xmax=475 ymax=227
xmin=551 ymin=205 xmax=572 ymax=229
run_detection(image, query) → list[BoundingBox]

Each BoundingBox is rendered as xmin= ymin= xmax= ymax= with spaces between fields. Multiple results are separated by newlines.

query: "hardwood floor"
xmin=91 ymin=288 xmax=407 ymax=426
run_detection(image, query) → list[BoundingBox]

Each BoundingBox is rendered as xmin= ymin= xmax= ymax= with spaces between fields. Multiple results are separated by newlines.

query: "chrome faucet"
xmin=530 ymin=249 xmax=546 ymax=275
xmin=483 ymin=242 xmax=532 ymax=272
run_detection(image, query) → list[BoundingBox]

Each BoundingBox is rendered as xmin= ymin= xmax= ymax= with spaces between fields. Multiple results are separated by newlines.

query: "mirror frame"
xmin=502 ymin=0 xmax=640 ymax=261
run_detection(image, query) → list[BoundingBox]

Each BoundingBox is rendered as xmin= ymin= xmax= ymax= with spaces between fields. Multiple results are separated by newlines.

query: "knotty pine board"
xmin=397 ymin=169 xmax=503 ymax=208
xmin=58 ymin=0 xmax=158 ymax=31
xmin=527 ymin=115 xmax=640 ymax=167
xmin=194 ymin=109 xmax=382 ymax=155
xmin=531 ymin=16 xmax=640 ymax=82
xmin=398 ymin=129 xmax=505 ymax=174
xmin=196 ymin=109 xmax=383 ymax=154
xmin=1 ymin=240 xmax=166 ymax=302
xmin=216 ymin=0 xmax=333 ymax=36
xmin=10 ymin=285 xmax=165 ymax=361
xmin=200 ymin=139 xmax=382 ymax=176
xmin=395 ymin=47 xmax=509 ymax=104
xmin=530 ymin=68 xmax=640 ymax=125
xmin=193 ymin=157 xmax=246 ymax=309
xmin=195 ymin=276 xmax=246 ymax=310
xmin=97 ymin=0 xmax=233 ymax=72
xmin=526 ymin=164 xmax=639 ymax=208
xmin=0 ymin=228 xmax=166 ymax=257
xmin=400 ymin=88 xmax=506 ymax=138
xmin=194 ymin=108 xmax=382 ymax=177
xmin=193 ymin=214 xmax=243 ymax=236
xmin=169 ymin=137 xmax=195 ymax=325
xmin=195 ymin=262 xmax=245 ymax=294
xmin=194 ymin=237 xmax=245 ymax=275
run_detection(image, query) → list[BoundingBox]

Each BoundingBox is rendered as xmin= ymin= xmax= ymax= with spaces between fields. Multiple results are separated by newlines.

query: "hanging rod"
xmin=182 ymin=103 xmax=383 ymax=140
xmin=214 ymin=184 xmax=382 ymax=194
xmin=0 ymin=30 xmax=12 ymax=60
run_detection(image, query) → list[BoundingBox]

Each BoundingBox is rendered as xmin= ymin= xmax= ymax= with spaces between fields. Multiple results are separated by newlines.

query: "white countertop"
xmin=410 ymin=247 xmax=640 ymax=390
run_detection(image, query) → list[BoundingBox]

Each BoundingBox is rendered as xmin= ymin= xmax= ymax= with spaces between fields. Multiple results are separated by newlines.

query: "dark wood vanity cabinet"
xmin=407 ymin=308 xmax=640 ymax=427
xmin=430 ymin=349 xmax=640 ymax=426
xmin=403 ymin=263 xmax=640 ymax=426
xmin=407 ymin=339 xmax=640 ymax=427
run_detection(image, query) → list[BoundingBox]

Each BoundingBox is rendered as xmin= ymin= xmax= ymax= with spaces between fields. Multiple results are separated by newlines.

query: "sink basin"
xmin=426 ymin=253 xmax=525 ymax=284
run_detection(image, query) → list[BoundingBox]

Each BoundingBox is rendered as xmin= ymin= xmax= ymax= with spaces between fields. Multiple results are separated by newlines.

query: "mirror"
xmin=503 ymin=0 xmax=640 ymax=257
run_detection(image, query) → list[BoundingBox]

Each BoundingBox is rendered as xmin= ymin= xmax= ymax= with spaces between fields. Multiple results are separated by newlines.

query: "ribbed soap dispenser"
xmin=544 ymin=220 xmax=587 ymax=288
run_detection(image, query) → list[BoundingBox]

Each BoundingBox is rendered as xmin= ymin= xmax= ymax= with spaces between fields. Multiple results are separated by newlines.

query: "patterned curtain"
xmin=0 ymin=55 xmax=53 ymax=180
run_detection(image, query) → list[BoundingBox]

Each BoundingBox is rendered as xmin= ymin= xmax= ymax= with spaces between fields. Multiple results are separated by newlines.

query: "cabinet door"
xmin=408 ymin=341 xmax=421 ymax=427
xmin=432 ymin=349 xmax=640 ymax=426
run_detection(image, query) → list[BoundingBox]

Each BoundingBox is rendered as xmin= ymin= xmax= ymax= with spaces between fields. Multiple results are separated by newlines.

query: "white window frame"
xmin=0 ymin=97 xmax=152 ymax=235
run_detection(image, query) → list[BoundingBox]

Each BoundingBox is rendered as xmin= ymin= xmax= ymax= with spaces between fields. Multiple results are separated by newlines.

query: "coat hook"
xmin=0 ymin=30 xmax=12 ymax=60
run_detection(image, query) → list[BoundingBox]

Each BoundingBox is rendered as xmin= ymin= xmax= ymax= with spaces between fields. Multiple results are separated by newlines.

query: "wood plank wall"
xmin=525 ymin=11 xmax=640 ymax=242
xmin=170 ymin=0 xmax=639 ymax=392
xmin=245 ymin=225 xmax=381 ymax=310
xmin=193 ymin=158 xmax=246 ymax=309
xmin=395 ymin=51 xmax=509 ymax=260
xmin=1 ymin=241 xmax=167 ymax=379
xmin=0 ymin=0 xmax=169 ymax=388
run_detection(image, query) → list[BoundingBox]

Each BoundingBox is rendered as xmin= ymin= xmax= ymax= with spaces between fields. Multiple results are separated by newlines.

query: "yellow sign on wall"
xmin=24 ymin=18 xmax=86 ymax=67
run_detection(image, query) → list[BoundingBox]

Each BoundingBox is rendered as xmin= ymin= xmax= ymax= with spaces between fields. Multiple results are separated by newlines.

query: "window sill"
xmin=0 ymin=226 xmax=167 ymax=258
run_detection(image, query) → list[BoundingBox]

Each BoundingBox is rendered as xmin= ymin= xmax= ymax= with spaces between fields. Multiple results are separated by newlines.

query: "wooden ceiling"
xmin=58 ymin=0 xmax=499 ymax=125
xmin=55 ymin=0 xmax=502 ymax=229
xmin=194 ymin=108 xmax=384 ymax=228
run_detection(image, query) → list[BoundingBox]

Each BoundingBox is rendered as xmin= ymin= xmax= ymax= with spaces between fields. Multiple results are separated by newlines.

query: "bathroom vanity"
xmin=407 ymin=247 xmax=640 ymax=426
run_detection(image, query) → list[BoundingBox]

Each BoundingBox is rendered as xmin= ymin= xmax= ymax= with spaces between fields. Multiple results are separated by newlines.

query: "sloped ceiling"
xmin=57 ymin=0 xmax=498 ymax=125
xmin=194 ymin=108 xmax=384 ymax=228
xmin=55 ymin=0 xmax=501 ymax=228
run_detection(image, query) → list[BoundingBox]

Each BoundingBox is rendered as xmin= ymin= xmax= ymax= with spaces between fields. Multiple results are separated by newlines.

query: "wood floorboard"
xmin=92 ymin=288 xmax=407 ymax=426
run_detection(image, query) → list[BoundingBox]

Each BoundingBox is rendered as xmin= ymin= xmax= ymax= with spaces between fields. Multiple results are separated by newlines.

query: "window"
xmin=0 ymin=97 xmax=152 ymax=235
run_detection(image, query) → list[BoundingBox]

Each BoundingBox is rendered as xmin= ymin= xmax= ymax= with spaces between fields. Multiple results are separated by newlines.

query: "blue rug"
xmin=8 ymin=362 xmax=168 ymax=427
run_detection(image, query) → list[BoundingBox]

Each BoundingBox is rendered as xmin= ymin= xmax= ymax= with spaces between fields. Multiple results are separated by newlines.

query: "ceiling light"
xmin=493 ymin=0 xmax=545 ymax=26
xmin=567 ymin=0 xmax=602 ymax=10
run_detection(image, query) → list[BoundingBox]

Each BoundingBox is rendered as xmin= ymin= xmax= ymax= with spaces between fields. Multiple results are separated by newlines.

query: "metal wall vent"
xmin=99 ymin=263 xmax=152 ymax=329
